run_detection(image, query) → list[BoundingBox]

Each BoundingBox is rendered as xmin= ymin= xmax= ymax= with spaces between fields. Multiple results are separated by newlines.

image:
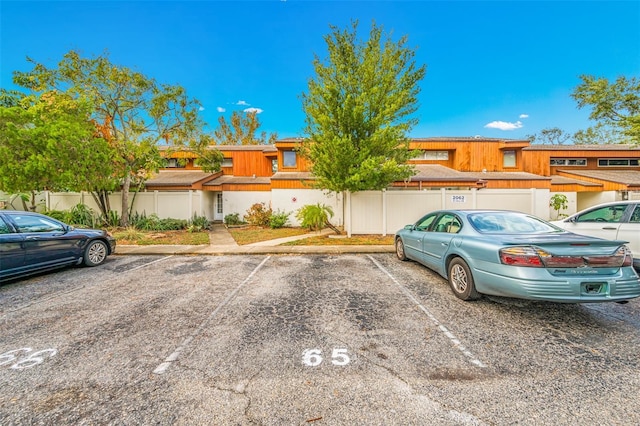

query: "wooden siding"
xmin=270 ymin=179 xmax=315 ymax=190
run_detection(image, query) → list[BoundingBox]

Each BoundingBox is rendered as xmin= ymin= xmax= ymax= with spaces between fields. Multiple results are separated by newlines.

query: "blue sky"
xmin=1 ymin=1 xmax=639 ymax=140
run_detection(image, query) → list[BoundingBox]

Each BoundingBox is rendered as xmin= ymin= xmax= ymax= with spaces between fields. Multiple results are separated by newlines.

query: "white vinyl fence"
xmin=19 ymin=187 xmax=635 ymax=235
xmin=345 ymin=188 xmax=551 ymax=236
xmin=46 ymin=191 xmax=214 ymax=221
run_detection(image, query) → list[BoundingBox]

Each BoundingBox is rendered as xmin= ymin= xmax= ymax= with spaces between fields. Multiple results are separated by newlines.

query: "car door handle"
xmin=441 ymin=242 xmax=449 ymax=246
xmin=601 ymin=227 xmax=618 ymax=230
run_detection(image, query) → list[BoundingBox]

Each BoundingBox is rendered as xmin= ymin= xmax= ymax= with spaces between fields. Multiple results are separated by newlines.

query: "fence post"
xmin=346 ymin=191 xmax=352 ymax=238
xmin=381 ymin=189 xmax=386 ymax=236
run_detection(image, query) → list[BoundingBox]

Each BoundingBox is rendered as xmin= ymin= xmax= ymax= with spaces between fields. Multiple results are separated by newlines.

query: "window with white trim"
xmin=221 ymin=158 xmax=233 ymax=167
xmin=415 ymin=151 xmax=449 ymax=160
xmin=598 ymin=158 xmax=639 ymax=167
xmin=550 ymin=158 xmax=587 ymax=166
xmin=503 ymin=150 xmax=516 ymax=167
xmin=283 ymin=150 xmax=297 ymax=167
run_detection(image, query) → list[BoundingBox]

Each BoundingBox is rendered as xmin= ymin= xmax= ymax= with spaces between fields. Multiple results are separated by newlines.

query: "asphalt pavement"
xmin=114 ymin=224 xmax=396 ymax=256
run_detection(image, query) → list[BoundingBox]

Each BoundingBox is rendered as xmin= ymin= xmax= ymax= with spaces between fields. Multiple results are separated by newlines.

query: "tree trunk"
xmin=120 ymin=174 xmax=132 ymax=227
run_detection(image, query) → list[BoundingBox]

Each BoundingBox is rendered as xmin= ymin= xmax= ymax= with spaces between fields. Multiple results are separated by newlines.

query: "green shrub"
xmin=158 ymin=218 xmax=188 ymax=230
xmin=189 ymin=214 xmax=210 ymax=230
xmin=269 ymin=210 xmax=290 ymax=229
xmin=296 ymin=203 xmax=334 ymax=231
xmin=245 ymin=203 xmax=272 ymax=227
xmin=224 ymin=213 xmax=243 ymax=226
xmin=43 ymin=209 xmax=68 ymax=222
xmin=68 ymin=204 xmax=98 ymax=228
xmin=102 ymin=210 xmax=120 ymax=227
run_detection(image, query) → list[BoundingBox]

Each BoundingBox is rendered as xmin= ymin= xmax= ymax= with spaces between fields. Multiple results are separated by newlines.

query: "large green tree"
xmin=572 ymin=75 xmax=640 ymax=145
xmin=300 ymin=21 xmax=426 ymax=193
xmin=12 ymin=50 xmax=203 ymax=225
xmin=213 ymin=111 xmax=278 ymax=145
xmin=0 ymin=92 xmax=114 ymax=210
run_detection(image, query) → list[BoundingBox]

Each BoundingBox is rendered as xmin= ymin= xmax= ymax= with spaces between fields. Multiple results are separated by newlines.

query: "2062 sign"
xmin=302 ymin=348 xmax=351 ymax=367
xmin=451 ymin=195 xmax=466 ymax=203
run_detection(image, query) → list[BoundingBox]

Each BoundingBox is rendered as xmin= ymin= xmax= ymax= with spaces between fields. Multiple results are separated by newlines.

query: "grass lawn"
xmin=112 ymin=226 xmax=395 ymax=246
xmin=112 ymin=229 xmax=210 ymax=245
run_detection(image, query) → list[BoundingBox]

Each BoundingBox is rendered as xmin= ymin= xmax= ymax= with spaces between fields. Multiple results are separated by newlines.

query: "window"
xmin=415 ymin=151 xmax=449 ymax=160
xmin=503 ymin=150 xmax=516 ymax=167
xmin=550 ymin=158 xmax=587 ymax=166
xmin=576 ymin=205 xmax=626 ymax=223
xmin=10 ymin=214 xmax=65 ymax=233
xmin=415 ymin=213 xmax=438 ymax=231
xmin=433 ymin=214 xmax=462 ymax=233
xmin=598 ymin=158 xmax=640 ymax=167
xmin=165 ymin=158 xmax=184 ymax=168
xmin=216 ymin=193 xmax=223 ymax=214
xmin=272 ymin=159 xmax=278 ymax=174
xmin=221 ymin=158 xmax=233 ymax=168
xmin=283 ymin=150 xmax=297 ymax=168
xmin=0 ymin=217 xmax=11 ymax=234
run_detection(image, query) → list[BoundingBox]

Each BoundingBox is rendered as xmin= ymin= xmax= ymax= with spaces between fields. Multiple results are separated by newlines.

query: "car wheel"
xmin=448 ymin=258 xmax=480 ymax=301
xmin=396 ymin=238 xmax=408 ymax=261
xmin=84 ymin=240 xmax=108 ymax=267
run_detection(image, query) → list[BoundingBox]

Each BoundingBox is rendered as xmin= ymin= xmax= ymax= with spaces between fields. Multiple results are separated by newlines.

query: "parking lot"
xmin=1 ymin=253 xmax=640 ymax=425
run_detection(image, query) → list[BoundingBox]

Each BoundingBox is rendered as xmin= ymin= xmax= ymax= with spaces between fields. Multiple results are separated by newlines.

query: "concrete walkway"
xmin=114 ymin=224 xmax=395 ymax=256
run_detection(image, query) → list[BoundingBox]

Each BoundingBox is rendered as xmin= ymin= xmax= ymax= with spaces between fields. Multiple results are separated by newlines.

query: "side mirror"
xmin=404 ymin=224 xmax=414 ymax=231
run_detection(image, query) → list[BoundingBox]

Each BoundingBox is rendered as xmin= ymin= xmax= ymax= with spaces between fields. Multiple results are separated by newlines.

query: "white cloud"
xmin=244 ymin=107 xmax=263 ymax=114
xmin=519 ymin=114 xmax=529 ymax=119
xmin=199 ymin=106 xmax=205 ymax=111
xmin=236 ymin=100 xmax=250 ymax=106
xmin=217 ymin=107 xmax=226 ymax=113
xmin=484 ymin=120 xmax=523 ymax=131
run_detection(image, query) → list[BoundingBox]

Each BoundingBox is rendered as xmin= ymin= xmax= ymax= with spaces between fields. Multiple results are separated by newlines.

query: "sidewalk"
xmin=114 ymin=224 xmax=395 ymax=256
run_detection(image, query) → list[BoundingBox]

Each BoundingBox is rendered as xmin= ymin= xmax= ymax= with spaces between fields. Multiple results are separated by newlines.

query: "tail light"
xmin=499 ymin=246 xmax=544 ymax=267
xmin=499 ymin=245 xmax=633 ymax=268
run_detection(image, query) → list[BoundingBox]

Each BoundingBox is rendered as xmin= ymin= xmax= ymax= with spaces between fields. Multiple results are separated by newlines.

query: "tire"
xmin=448 ymin=258 xmax=480 ymax=301
xmin=395 ymin=238 xmax=408 ymax=261
xmin=84 ymin=240 xmax=108 ymax=267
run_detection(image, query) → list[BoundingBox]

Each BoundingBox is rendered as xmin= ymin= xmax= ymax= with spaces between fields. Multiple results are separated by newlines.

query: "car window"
xmin=0 ymin=217 xmax=12 ymax=234
xmin=576 ymin=205 xmax=626 ymax=223
xmin=433 ymin=213 xmax=461 ymax=233
xmin=9 ymin=214 xmax=65 ymax=233
xmin=630 ymin=205 xmax=640 ymax=223
xmin=415 ymin=213 xmax=437 ymax=231
xmin=469 ymin=212 xmax=558 ymax=234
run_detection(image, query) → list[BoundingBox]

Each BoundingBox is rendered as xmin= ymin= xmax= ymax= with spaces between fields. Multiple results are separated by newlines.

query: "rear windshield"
xmin=468 ymin=212 xmax=562 ymax=234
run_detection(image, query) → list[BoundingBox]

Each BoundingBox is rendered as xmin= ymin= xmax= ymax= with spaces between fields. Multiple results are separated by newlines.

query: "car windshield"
xmin=468 ymin=212 xmax=562 ymax=234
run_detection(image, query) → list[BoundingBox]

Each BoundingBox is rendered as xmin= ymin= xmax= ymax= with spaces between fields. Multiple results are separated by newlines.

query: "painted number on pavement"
xmin=0 ymin=348 xmax=57 ymax=370
xmin=302 ymin=348 xmax=351 ymax=367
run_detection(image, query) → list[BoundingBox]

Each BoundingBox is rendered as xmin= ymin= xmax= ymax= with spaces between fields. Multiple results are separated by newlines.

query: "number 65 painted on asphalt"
xmin=0 ymin=348 xmax=57 ymax=370
xmin=302 ymin=348 xmax=351 ymax=367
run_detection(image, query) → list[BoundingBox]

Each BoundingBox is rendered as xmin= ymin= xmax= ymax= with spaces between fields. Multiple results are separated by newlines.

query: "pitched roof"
xmin=145 ymin=171 xmax=216 ymax=187
xmin=409 ymin=165 xmax=548 ymax=181
xmin=556 ymin=169 xmax=640 ymax=186
xmin=524 ymin=144 xmax=640 ymax=151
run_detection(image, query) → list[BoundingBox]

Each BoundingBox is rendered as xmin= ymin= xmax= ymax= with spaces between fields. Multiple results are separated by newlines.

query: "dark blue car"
xmin=0 ymin=211 xmax=116 ymax=282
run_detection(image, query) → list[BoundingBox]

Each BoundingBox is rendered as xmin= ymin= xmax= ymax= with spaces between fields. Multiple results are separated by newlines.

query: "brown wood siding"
xmin=226 ymin=151 xmax=273 ymax=177
xmin=270 ymin=180 xmax=315 ymax=189
xmin=551 ymin=184 xmax=602 ymax=192
xmin=483 ymin=180 xmax=549 ymax=189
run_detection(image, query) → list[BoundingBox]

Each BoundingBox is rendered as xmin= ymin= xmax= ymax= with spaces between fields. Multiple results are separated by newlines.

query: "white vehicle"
xmin=552 ymin=200 xmax=640 ymax=271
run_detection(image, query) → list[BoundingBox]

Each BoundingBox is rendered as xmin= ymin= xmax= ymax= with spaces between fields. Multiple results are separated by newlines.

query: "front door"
xmin=214 ymin=192 xmax=224 ymax=221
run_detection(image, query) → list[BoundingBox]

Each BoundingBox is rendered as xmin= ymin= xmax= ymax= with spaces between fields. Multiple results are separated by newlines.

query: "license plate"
xmin=582 ymin=282 xmax=607 ymax=295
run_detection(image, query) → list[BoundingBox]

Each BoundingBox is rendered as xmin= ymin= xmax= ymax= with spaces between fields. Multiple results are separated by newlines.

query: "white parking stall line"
xmin=367 ymin=255 xmax=487 ymax=369
xmin=153 ymin=255 xmax=272 ymax=375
